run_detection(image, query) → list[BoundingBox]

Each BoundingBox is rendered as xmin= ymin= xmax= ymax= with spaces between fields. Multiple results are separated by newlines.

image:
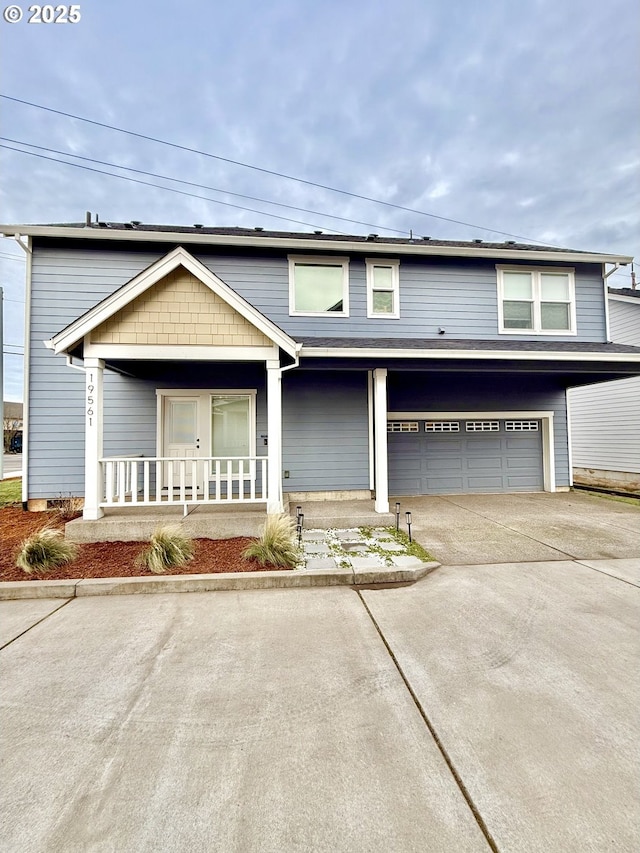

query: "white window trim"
xmin=366 ymin=258 xmax=400 ymax=319
xmin=496 ymin=266 xmax=577 ymax=336
xmin=288 ymin=255 xmax=350 ymax=317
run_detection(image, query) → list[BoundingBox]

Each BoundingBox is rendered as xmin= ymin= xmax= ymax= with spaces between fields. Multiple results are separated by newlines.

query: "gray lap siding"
xmin=281 ymin=371 xmax=370 ymax=493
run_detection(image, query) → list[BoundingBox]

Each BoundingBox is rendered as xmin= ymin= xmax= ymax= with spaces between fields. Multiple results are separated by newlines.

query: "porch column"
xmin=373 ymin=367 xmax=389 ymax=513
xmin=83 ymin=357 xmax=104 ymax=520
xmin=266 ymin=360 xmax=284 ymax=514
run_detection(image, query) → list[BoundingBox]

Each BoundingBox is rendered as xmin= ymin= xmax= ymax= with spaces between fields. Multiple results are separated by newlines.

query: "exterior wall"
xmin=569 ymin=297 xmax=640 ymax=484
xmin=31 ymin=243 xmax=607 ymax=344
xmin=608 ymin=298 xmax=639 ymax=345
xmin=200 ymin=253 xmax=606 ymax=343
xmin=282 ymin=371 xmax=370 ymax=492
xmin=387 ymin=372 xmax=570 ymax=487
xmin=569 ymin=376 xmax=640 ymax=477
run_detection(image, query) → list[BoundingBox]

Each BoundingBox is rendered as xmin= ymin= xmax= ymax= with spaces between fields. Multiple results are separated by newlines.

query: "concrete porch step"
xmin=66 ymin=504 xmax=267 ymax=543
xmin=288 ymin=499 xmax=394 ymax=530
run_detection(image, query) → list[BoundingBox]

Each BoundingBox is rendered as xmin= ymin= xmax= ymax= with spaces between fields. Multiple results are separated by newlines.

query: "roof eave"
xmin=0 ymin=224 xmax=633 ymax=265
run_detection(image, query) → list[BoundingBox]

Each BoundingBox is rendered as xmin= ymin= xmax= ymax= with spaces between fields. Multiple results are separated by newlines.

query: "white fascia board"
xmin=1 ymin=224 xmax=633 ymax=265
xmin=388 ymin=410 xmax=554 ymax=419
xmin=83 ymin=343 xmax=279 ymax=361
xmin=609 ymin=294 xmax=640 ymax=306
xmin=300 ymin=346 xmax=640 ymax=362
xmin=48 ymin=246 xmax=297 ymax=357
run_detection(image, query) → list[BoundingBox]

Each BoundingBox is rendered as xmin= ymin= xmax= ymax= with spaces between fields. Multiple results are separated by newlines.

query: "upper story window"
xmin=366 ymin=259 xmax=400 ymax=318
xmin=288 ymin=256 xmax=349 ymax=316
xmin=497 ymin=266 xmax=576 ymax=334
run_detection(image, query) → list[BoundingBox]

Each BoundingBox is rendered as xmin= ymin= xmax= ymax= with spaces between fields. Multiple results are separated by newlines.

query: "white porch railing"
xmin=100 ymin=455 xmax=268 ymax=509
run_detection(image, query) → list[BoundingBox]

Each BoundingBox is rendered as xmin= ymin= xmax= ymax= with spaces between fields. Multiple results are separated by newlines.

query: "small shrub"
xmin=137 ymin=526 xmax=195 ymax=574
xmin=16 ymin=528 xmax=78 ymax=575
xmin=51 ymin=494 xmax=84 ymax=521
xmin=243 ymin=514 xmax=300 ymax=568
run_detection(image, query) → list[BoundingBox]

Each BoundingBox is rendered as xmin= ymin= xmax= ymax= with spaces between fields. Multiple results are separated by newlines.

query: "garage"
xmin=388 ymin=418 xmax=544 ymax=495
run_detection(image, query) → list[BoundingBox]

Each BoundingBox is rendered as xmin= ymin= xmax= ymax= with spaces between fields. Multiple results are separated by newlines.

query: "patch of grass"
xmin=575 ymin=489 xmax=640 ymax=508
xmin=243 ymin=514 xmax=301 ymax=568
xmin=16 ymin=528 xmax=78 ymax=575
xmin=137 ymin=526 xmax=195 ymax=574
xmin=384 ymin=526 xmax=435 ymax=562
xmin=358 ymin=525 xmax=374 ymax=539
xmin=0 ymin=479 xmax=21 ymax=507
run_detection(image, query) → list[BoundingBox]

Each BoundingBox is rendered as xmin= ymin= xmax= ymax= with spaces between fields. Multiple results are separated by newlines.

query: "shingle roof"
xmin=298 ymin=337 xmax=640 ymax=354
xmin=32 ymin=222 xmax=585 ymax=253
xmin=609 ymin=287 xmax=640 ymax=299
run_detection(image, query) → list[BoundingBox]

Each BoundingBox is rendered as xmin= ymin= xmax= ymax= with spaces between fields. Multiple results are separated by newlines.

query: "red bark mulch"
xmin=0 ymin=506 xmax=283 ymax=582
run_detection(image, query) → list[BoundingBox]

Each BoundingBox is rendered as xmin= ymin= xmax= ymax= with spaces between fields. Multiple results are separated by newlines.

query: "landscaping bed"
xmin=0 ymin=506 xmax=274 ymax=582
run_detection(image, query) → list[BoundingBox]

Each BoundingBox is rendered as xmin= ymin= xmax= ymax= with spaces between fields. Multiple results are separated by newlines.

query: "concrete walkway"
xmin=1 ymin=556 xmax=638 ymax=852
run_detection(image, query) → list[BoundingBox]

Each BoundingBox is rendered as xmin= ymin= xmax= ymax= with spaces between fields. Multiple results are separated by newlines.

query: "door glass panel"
xmin=211 ymin=395 xmax=251 ymax=460
xmin=169 ymin=401 xmax=197 ymax=445
xmin=541 ymin=302 xmax=570 ymax=329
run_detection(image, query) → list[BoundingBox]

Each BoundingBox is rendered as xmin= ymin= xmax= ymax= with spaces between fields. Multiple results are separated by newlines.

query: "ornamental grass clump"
xmin=243 ymin=513 xmax=300 ymax=568
xmin=137 ymin=526 xmax=195 ymax=574
xmin=16 ymin=528 xmax=78 ymax=575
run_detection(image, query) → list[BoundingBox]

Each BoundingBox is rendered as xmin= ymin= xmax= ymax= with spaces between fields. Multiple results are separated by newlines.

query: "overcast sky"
xmin=1 ymin=0 xmax=639 ymax=401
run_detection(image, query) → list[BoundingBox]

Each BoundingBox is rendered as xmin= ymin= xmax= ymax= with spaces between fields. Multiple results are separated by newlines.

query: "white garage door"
xmin=388 ymin=419 xmax=544 ymax=495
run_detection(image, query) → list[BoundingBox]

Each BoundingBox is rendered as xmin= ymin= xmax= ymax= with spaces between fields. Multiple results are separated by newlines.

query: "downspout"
xmin=14 ymin=236 xmax=32 ymax=508
xmin=603 ymin=263 xmax=620 ymax=343
xmin=268 ymin=344 xmax=300 ymax=512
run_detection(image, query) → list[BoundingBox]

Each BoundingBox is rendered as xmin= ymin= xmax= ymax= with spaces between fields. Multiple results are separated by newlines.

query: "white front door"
xmin=163 ymin=397 xmax=201 ymax=490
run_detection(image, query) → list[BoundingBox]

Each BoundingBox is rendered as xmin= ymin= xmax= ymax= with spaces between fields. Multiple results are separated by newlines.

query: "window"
xmin=465 ymin=421 xmax=499 ymax=432
xmin=289 ymin=256 xmax=349 ymax=316
xmin=497 ymin=266 xmax=576 ymax=334
xmin=424 ymin=421 xmax=460 ymax=432
xmin=366 ymin=259 xmax=400 ymax=318
xmin=387 ymin=421 xmax=419 ymax=432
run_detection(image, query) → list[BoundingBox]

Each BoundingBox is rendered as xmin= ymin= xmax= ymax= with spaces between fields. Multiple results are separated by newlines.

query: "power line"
xmin=0 ymin=137 xmax=409 ymax=236
xmin=0 ymin=93 xmax=553 ymax=244
xmin=0 ymin=143 xmax=346 ymax=233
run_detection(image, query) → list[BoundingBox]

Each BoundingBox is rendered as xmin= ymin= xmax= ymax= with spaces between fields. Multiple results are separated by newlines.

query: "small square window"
xmin=366 ymin=259 xmax=400 ymax=318
xmin=289 ymin=256 xmax=349 ymax=316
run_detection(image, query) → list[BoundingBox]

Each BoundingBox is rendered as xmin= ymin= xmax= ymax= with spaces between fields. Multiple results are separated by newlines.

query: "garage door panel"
xmin=388 ymin=419 xmax=543 ymax=495
xmin=425 ymin=476 xmax=466 ymax=492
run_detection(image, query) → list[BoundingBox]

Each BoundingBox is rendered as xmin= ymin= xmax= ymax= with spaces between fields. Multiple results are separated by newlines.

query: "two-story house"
xmin=2 ymin=221 xmax=639 ymax=533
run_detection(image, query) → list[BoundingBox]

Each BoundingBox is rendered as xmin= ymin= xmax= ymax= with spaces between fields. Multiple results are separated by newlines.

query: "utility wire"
xmin=0 ymin=93 xmax=551 ymax=244
xmin=0 ymin=144 xmax=347 ymax=234
xmin=0 ymin=137 xmax=408 ymax=236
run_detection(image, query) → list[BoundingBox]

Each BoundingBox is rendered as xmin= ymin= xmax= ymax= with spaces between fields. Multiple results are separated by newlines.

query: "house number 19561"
xmin=86 ymin=373 xmax=94 ymax=425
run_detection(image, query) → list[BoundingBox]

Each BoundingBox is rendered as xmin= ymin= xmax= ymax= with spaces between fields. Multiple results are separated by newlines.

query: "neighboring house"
xmin=1 ymin=221 xmax=639 ymax=526
xmin=569 ymin=288 xmax=640 ymax=494
xmin=3 ymin=401 xmax=23 ymax=453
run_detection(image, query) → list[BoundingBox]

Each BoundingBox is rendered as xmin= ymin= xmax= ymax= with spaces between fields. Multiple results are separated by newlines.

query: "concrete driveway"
xmin=392 ymin=491 xmax=640 ymax=565
xmin=2 ymin=557 xmax=639 ymax=852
